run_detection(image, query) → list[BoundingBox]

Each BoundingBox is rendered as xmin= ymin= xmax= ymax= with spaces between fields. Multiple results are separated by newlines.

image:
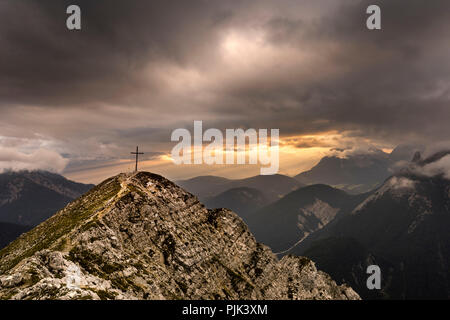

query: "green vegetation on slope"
xmin=0 ymin=176 xmax=121 ymax=274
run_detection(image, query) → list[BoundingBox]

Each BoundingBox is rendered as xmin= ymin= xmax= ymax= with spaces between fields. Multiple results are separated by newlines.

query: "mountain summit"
xmin=0 ymin=172 xmax=358 ymax=300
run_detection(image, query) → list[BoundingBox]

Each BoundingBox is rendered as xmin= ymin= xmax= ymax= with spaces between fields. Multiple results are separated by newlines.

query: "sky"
xmin=1 ymin=0 xmax=450 ymax=184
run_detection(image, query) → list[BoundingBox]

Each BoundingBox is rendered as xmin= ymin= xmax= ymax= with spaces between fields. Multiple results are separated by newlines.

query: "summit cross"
xmin=131 ymin=146 xmax=144 ymax=172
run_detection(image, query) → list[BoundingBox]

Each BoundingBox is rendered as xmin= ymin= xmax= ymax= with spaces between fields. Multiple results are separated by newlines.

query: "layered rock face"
xmin=0 ymin=172 xmax=359 ymax=300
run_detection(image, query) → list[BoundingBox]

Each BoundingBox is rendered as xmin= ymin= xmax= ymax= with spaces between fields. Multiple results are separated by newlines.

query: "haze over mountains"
xmin=0 ymin=172 xmax=358 ymax=300
xmin=295 ymin=145 xmax=423 ymax=194
xmin=0 ymin=145 xmax=448 ymax=300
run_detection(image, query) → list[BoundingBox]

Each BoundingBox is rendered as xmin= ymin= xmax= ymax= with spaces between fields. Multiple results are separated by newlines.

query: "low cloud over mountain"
xmin=1 ymin=1 xmax=450 ymax=181
xmin=0 ymin=147 xmax=68 ymax=173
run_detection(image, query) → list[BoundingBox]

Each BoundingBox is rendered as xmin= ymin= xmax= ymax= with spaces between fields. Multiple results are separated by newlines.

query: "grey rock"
xmin=0 ymin=172 xmax=359 ymax=300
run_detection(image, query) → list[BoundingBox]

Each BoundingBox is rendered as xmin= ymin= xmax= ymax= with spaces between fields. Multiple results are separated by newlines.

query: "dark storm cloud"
xmin=0 ymin=0 xmax=239 ymax=107
xmin=210 ymin=0 xmax=450 ymax=142
xmin=1 ymin=0 xmax=450 ymax=174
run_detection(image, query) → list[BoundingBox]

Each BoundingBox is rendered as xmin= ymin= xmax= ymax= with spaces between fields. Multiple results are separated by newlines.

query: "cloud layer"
xmin=0 ymin=147 xmax=69 ymax=173
xmin=1 ymin=0 xmax=450 ymax=181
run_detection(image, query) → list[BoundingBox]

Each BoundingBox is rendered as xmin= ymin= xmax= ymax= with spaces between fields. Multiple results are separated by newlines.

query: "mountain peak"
xmin=0 ymin=172 xmax=359 ymax=300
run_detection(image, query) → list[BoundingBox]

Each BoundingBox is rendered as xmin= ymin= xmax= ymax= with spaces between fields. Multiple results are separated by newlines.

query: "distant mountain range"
xmin=295 ymin=145 xmax=422 ymax=194
xmin=178 ymin=174 xmax=303 ymax=204
xmin=247 ymin=150 xmax=450 ymax=299
xmin=0 ymin=170 xmax=93 ymax=237
xmin=204 ymin=187 xmax=270 ymax=222
xmin=246 ymin=185 xmax=368 ymax=254
xmin=296 ymin=157 xmax=450 ymax=299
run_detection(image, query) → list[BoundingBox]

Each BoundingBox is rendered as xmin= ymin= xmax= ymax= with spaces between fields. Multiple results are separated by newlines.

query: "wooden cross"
xmin=131 ymin=146 xmax=144 ymax=172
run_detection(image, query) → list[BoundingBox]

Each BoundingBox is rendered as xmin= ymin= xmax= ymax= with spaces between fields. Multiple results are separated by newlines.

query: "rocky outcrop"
xmin=0 ymin=172 xmax=359 ymax=300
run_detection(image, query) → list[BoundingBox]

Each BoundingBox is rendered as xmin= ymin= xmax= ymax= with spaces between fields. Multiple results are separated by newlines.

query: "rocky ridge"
xmin=0 ymin=172 xmax=359 ymax=300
